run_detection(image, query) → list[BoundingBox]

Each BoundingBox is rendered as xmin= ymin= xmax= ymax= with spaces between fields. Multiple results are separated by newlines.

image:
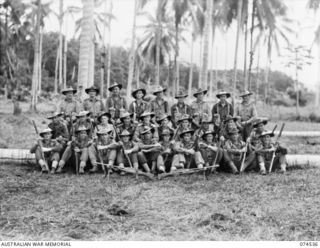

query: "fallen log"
xmin=0 ymin=149 xmax=319 ymax=167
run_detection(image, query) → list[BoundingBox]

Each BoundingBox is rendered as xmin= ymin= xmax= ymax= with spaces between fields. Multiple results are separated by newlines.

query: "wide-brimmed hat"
xmin=120 ymin=130 xmax=132 ymax=137
xmin=153 ymin=86 xmax=167 ymax=95
xmin=75 ymin=126 xmax=90 ymax=133
xmin=76 ymin=111 xmax=90 ymax=118
xmin=259 ymin=131 xmax=275 ymax=138
xmin=177 ymin=114 xmax=192 ymax=123
xmin=85 ymin=85 xmax=99 ymax=94
xmin=175 ymin=89 xmax=188 ymax=99
xmin=47 ymin=112 xmax=63 ymax=119
xmin=161 ymin=128 xmax=173 ymax=136
xmin=97 ymin=111 xmax=111 ymax=123
xmin=139 ymin=111 xmax=155 ymax=120
xmin=201 ymin=130 xmax=216 ymax=138
xmin=216 ymin=91 xmax=231 ymax=98
xmin=96 ymin=127 xmax=113 ymax=135
xmin=179 ymin=129 xmax=194 ymax=138
xmin=61 ymin=87 xmax=77 ymax=95
xmin=253 ymin=118 xmax=269 ymax=128
xmin=224 ymin=115 xmax=238 ymax=124
xmin=140 ymin=126 xmax=155 ymax=135
xmin=228 ymin=128 xmax=240 ymax=135
xmin=120 ymin=111 xmax=133 ymax=120
xmin=108 ymin=82 xmax=122 ymax=92
xmin=193 ymin=88 xmax=207 ymax=97
xmin=239 ymin=90 xmax=253 ymax=97
xmin=131 ymin=88 xmax=146 ymax=99
xmin=39 ymin=128 xmax=52 ymax=137
xmin=156 ymin=113 xmax=171 ymax=124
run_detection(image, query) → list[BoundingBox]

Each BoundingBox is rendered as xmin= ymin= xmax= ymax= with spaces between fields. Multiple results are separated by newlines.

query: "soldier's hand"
xmin=87 ymin=140 xmax=93 ymax=146
xmin=220 ymin=136 xmax=225 ymax=142
xmin=118 ymin=141 xmax=124 ymax=147
xmin=74 ymin=147 xmax=80 ymax=153
xmin=199 ymin=142 xmax=207 ymax=148
xmin=42 ymin=147 xmax=51 ymax=152
xmin=67 ymin=141 xmax=72 ymax=146
xmin=187 ymin=149 xmax=195 ymax=155
xmin=124 ymin=149 xmax=132 ymax=155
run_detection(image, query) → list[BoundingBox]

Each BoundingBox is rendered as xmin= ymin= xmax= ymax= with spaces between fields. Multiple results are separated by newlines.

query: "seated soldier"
xmin=89 ymin=128 xmax=117 ymax=173
xmin=212 ymin=113 xmax=223 ymax=139
xmin=174 ymin=114 xmax=193 ymax=141
xmin=256 ymin=130 xmax=287 ymax=174
xmin=73 ymin=111 xmax=94 ymax=138
xmin=199 ymin=130 xmax=223 ymax=173
xmin=116 ymin=111 xmax=136 ymax=137
xmin=157 ymin=128 xmax=175 ymax=173
xmin=116 ymin=130 xmax=139 ymax=175
xmin=133 ymin=111 xmax=159 ymax=142
xmin=137 ymin=126 xmax=162 ymax=174
xmin=156 ymin=113 xmax=174 ymax=137
xmin=56 ymin=126 xmax=93 ymax=174
xmin=30 ymin=128 xmax=63 ymax=174
xmin=195 ymin=114 xmax=214 ymax=141
xmin=109 ymin=107 xmax=117 ymax=124
xmin=95 ymin=111 xmax=116 ymax=139
xmin=47 ymin=112 xmax=69 ymax=144
xmin=222 ymin=128 xmax=254 ymax=174
xmin=172 ymin=129 xmax=204 ymax=170
xmin=221 ymin=115 xmax=242 ymax=143
xmin=248 ymin=118 xmax=268 ymax=152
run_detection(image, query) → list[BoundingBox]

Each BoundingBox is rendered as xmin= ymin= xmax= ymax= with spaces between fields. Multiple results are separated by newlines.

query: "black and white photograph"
xmin=0 ymin=0 xmax=320 ymax=245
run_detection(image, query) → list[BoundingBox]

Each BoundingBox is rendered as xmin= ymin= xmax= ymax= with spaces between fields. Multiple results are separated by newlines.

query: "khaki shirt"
xmin=150 ymin=98 xmax=169 ymax=118
xmin=57 ymin=98 xmax=82 ymax=117
xmin=129 ymin=100 xmax=150 ymax=120
xmin=133 ymin=123 xmax=159 ymax=142
xmin=106 ymin=96 xmax=127 ymax=119
xmin=235 ymin=102 xmax=257 ymax=123
xmin=83 ymin=97 xmax=105 ymax=118
xmin=190 ymin=100 xmax=211 ymax=120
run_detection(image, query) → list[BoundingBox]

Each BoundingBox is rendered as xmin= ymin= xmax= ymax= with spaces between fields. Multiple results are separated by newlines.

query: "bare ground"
xmin=0 ymin=162 xmax=319 ymax=241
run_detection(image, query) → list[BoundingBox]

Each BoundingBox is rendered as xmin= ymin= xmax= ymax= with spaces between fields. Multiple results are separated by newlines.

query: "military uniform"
xmin=129 ymin=100 xmax=150 ymax=121
xmin=199 ymin=137 xmax=223 ymax=168
xmin=133 ymin=112 xmax=159 ymax=142
xmin=116 ymin=140 xmax=139 ymax=168
xmin=58 ymin=98 xmax=82 ymax=117
xmin=83 ymin=97 xmax=105 ymax=118
xmin=106 ymin=82 xmax=127 ymax=119
xmin=212 ymin=102 xmax=234 ymax=123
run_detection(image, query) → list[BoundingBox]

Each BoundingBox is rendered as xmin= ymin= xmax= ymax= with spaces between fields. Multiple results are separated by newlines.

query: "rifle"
xmin=95 ymin=125 xmax=107 ymax=177
xmin=239 ymin=140 xmax=249 ymax=173
xmin=111 ymin=122 xmax=137 ymax=179
xmin=158 ymin=165 xmax=218 ymax=180
xmin=269 ymin=123 xmax=285 ymax=173
xmin=32 ymin=120 xmax=49 ymax=172
xmin=207 ymin=140 xmax=221 ymax=176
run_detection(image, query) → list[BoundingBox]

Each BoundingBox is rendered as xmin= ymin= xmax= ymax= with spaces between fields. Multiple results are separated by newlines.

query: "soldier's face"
xmin=110 ymin=110 xmax=115 ymax=117
xmin=213 ymin=117 xmax=220 ymax=125
xmin=66 ymin=92 xmax=73 ymax=100
xmin=123 ymin=116 xmax=131 ymax=124
xmin=205 ymin=134 xmax=213 ymax=143
xmin=183 ymin=133 xmax=191 ymax=142
xmin=43 ymin=133 xmax=52 ymax=139
xmin=162 ymin=134 xmax=170 ymax=142
xmin=196 ymin=93 xmax=204 ymax=101
xmin=144 ymin=131 xmax=152 ymax=140
xmin=89 ymin=90 xmax=96 ymax=97
xmin=99 ymin=133 xmax=109 ymax=142
xmin=161 ymin=118 xmax=168 ymax=126
xmin=243 ymin=95 xmax=250 ymax=102
xmin=79 ymin=116 xmax=86 ymax=121
xmin=177 ymin=97 xmax=184 ymax=104
xmin=203 ymin=123 xmax=209 ymax=129
xmin=219 ymin=95 xmax=227 ymax=102
xmin=257 ymin=123 xmax=264 ymax=132
xmin=101 ymin=116 xmax=109 ymax=124
xmin=181 ymin=120 xmax=189 ymax=128
xmin=230 ymin=133 xmax=238 ymax=142
xmin=112 ymin=87 xmax=120 ymax=95
xmin=122 ymin=136 xmax=130 ymax=143
xmin=227 ymin=120 xmax=235 ymax=128
xmin=136 ymin=91 xmax=143 ymax=99
xmin=262 ymin=135 xmax=271 ymax=145
xmin=79 ymin=131 xmax=87 ymax=138
xmin=143 ymin=116 xmax=151 ymax=123
xmin=156 ymin=92 xmax=163 ymax=98
xmin=52 ymin=116 xmax=59 ymax=123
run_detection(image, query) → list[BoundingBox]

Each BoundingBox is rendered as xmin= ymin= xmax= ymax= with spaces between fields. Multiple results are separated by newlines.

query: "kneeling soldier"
xmin=89 ymin=128 xmax=117 ymax=173
xmin=157 ymin=128 xmax=175 ymax=173
xmin=222 ymin=128 xmax=254 ymax=174
xmin=256 ymin=131 xmax=287 ymax=174
xmin=57 ymin=126 xmax=93 ymax=174
xmin=116 ymin=130 xmax=139 ymax=175
xmin=199 ymin=130 xmax=223 ymax=173
xmin=172 ymin=129 xmax=204 ymax=170
xmin=30 ymin=128 xmax=62 ymax=174
xmin=137 ymin=126 xmax=162 ymax=173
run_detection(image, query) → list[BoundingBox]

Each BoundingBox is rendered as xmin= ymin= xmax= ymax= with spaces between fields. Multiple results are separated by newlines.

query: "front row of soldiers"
xmin=30 ymin=110 xmax=288 ymax=178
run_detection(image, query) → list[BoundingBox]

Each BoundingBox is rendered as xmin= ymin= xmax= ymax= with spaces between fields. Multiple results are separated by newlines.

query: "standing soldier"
xmin=83 ymin=85 xmax=105 ymax=120
xmin=129 ymin=88 xmax=149 ymax=122
xmin=256 ymin=131 xmax=287 ymax=174
xmin=171 ymin=89 xmax=191 ymax=125
xmin=133 ymin=111 xmax=159 ymax=142
xmin=212 ymin=91 xmax=234 ymax=123
xmin=234 ymin=90 xmax=257 ymax=141
xmin=150 ymin=86 xmax=169 ymax=118
xmin=190 ymin=88 xmax=211 ymax=122
xmin=30 ymin=128 xmax=63 ymax=174
xmin=106 ymin=82 xmax=127 ymax=120
xmin=57 ymin=87 xmax=82 ymax=122
xmin=172 ymin=129 xmax=205 ymax=170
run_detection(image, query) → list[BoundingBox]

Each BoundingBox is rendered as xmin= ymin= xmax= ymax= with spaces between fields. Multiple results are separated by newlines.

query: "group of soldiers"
xmin=30 ymin=82 xmax=288 ymax=179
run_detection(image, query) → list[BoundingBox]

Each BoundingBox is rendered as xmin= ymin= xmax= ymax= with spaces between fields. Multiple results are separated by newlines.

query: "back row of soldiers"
xmin=30 ymin=83 xmax=287 ymax=177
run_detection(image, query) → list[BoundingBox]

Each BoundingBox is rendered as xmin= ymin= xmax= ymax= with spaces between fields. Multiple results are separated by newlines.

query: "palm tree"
xmin=307 ymin=0 xmax=320 ymax=106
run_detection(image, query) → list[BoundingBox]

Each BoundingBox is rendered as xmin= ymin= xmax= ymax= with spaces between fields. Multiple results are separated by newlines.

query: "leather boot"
xmin=280 ymin=163 xmax=286 ymax=173
xmin=89 ymin=163 xmax=99 ymax=173
xmin=259 ymin=162 xmax=267 ymax=175
xmin=228 ymin=161 xmax=239 ymax=174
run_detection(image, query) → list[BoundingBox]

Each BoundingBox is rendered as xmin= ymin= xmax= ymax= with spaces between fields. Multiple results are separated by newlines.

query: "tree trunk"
xmin=174 ymin=24 xmax=180 ymax=97
xmin=30 ymin=0 xmax=41 ymax=112
xmin=198 ymin=35 xmax=203 ymax=88
xmin=54 ymin=46 xmax=59 ymax=94
xmin=64 ymin=33 xmax=67 ymax=88
xmin=295 ymin=52 xmax=300 ymax=115
xmin=209 ymin=26 xmax=216 ymax=98
xmin=243 ymin=6 xmax=248 ymax=90
xmin=155 ymin=0 xmax=162 ymax=86
xmin=255 ymin=41 xmax=261 ymax=102
xmin=316 ymin=45 xmax=320 ymax=106
xmin=38 ymin=27 xmax=43 ymax=96
xmin=188 ymin=33 xmax=194 ymax=99
xmin=247 ymin=0 xmax=256 ymax=91
xmin=78 ymin=0 xmax=95 ymax=98
xmin=106 ymin=0 xmax=113 ymax=98
xmin=233 ymin=0 xmax=243 ymax=104
xmin=199 ymin=0 xmax=213 ymax=89
xmin=136 ymin=62 xmax=140 ymax=88
xmin=59 ymin=0 xmax=63 ymax=90
xmin=127 ymin=0 xmax=138 ymax=99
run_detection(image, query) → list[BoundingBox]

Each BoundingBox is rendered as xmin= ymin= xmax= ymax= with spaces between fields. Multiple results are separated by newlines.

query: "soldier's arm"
xmin=52 ymin=141 xmax=63 ymax=152
xmin=131 ymin=143 xmax=140 ymax=153
xmin=123 ymin=98 xmax=128 ymax=110
xmin=30 ymin=143 xmax=38 ymax=153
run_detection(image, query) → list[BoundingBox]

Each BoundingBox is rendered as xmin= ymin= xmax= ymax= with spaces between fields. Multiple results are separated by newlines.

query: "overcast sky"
xmin=42 ymin=0 xmax=320 ymax=91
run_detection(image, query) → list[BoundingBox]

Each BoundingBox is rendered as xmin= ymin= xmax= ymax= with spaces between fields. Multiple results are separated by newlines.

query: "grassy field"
xmin=0 ymin=162 xmax=319 ymax=241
